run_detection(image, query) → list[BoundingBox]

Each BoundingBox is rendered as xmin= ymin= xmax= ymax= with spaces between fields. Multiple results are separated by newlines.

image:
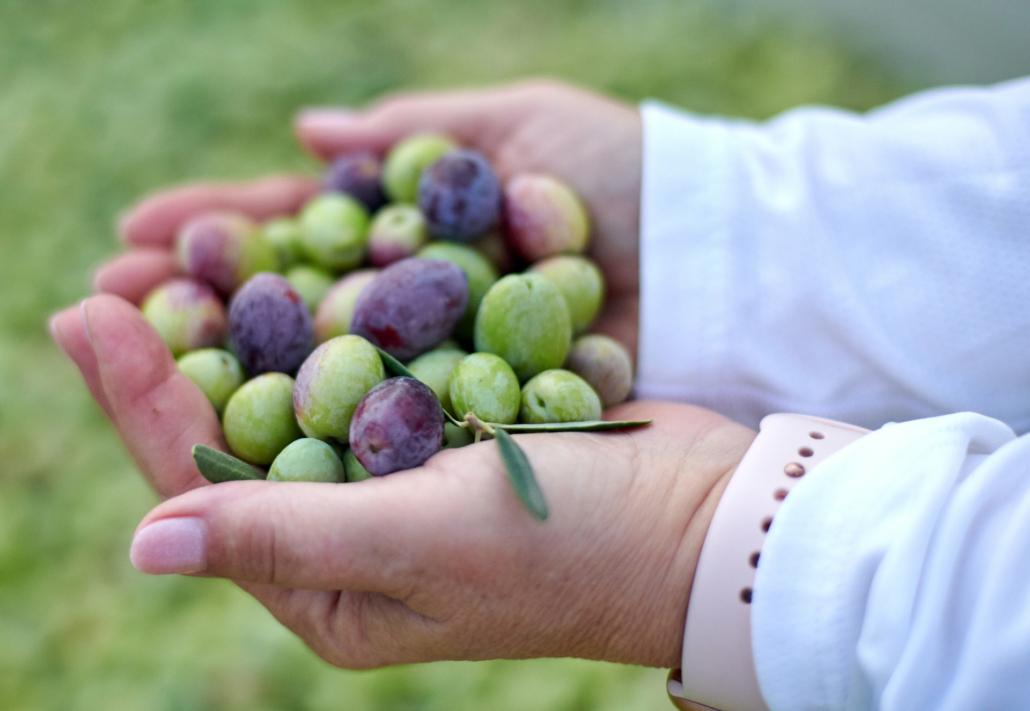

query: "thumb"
xmin=126 ymin=443 xmax=532 ymax=590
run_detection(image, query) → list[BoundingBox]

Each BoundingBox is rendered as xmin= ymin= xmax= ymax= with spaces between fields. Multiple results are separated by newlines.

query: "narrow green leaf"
xmin=495 ymin=419 xmax=652 ymax=434
xmin=376 ymin=347 xmax=415 ymax=379
xmin=494 ymin=429 xmax=548 ymax=521
xmin=192 ymin=444 xmax=265 ymax=483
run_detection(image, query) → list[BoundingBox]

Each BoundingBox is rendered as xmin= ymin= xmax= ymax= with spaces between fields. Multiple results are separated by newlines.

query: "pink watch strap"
xmin=667 ymin=414 xmax=869 ymax=711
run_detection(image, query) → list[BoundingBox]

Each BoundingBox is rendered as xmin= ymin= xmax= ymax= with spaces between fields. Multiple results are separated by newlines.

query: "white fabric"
xmin=638 ymin=78 xmax=1030 ymax=434
xmin=753 ymin=414 xmax=1029 ymax=711
xmin=639 ymin=79 xmax=1030 ymax=710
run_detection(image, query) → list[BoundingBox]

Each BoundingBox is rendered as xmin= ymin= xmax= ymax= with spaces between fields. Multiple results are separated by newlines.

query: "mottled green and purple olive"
xmin=176 ymin=348 xmax=244 ymax=416
xmin=342 ymin=447 xmax=373 ymax=482
xmin=519 ymin=369 xmax=602 ymax=424
xmin=473 ymin=273 xmax=572 ymax=382
xmin=367 ymin=204 xmax=428 ymax=267
xmin=285 ymin=265 xmax=335 ymax=312
xmin=407 ymin=346 xmax=467 ymax=415
xmin=142 ymin=279 xmax=228 ymax=357
xmin=313 ymin=269 xmax=379 ymax=344
xmin=448 ymin=352 xmax=520 ymax=425
xmin=293 ymin=335 xmax=386 ymax=442
xmin=175 ymin=212 xmax=277 ymax=297
xmin=382 ymin=133 xmax=458 ymax=203
xmin=298 ymin=194 xmax=370 ymax=271
xmin=262 ymin=217 xmax=305 ymax=271
xmin=566 ymin=334 xmax=634 ymax=408
xmin=529 ymin=255 xmax=605 ymax=335
xmin=417 ymin=241 xmax=499 ymax=341
xmin=503 ymin=173 xmax=590 ymax=262
xmin=222 ymin=373 xmax=303 ymax=465
xmin=268 ymin=438 xmax=346 ymax=482
xmin=442 ymin=422 xmax=474 ymax=449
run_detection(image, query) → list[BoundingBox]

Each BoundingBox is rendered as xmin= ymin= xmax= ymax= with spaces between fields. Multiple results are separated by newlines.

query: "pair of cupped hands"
xmin=49 ymin=80 xmax=756 ymax=673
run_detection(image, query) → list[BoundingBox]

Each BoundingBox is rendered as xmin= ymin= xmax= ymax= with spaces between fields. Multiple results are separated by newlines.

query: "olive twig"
xmin=464 ymin=412 xmax=497 ymax=443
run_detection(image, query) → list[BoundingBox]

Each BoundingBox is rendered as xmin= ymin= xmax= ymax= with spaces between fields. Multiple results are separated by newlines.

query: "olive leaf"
xmin=495 ymin=419 xmax=652 ymax=433
xmin=494 ymin=428 xmax=548 ymax=521
xmin=192 ymin=444 xmax=265 ymax=483
xmin=376 ymin=347 xmax=415 ymax=379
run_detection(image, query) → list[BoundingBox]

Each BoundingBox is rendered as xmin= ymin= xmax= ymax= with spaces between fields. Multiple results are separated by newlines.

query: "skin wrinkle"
xmin=113 ymin=367 xmax=216 ymax=496
xmin=326 ymin=591 xmax=423 ymax=668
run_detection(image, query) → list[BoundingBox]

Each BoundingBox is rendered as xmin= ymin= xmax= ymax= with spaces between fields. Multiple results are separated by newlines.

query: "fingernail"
xmin=296 ymin=108 xmax=358 ymax=132
xmin=130 ymin=517 xmax=207 ymax=575
xmin=78 ymin=299 xmax=94 ymax=350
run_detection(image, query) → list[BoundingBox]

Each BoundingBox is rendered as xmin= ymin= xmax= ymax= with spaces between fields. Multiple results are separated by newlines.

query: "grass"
xmin=0 ymin=1 xmax=907 ymax=708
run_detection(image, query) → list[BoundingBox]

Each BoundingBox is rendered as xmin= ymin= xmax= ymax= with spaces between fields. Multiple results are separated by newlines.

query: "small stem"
xmin=464 ymin=412 xmax=497 ymax=439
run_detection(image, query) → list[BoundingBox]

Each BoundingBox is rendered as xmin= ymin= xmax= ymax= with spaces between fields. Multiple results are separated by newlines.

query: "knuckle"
xmin=223 ymin=493 xmax=283 ymax=584
xmin=321 ymin=593 xmax=392 ymax=669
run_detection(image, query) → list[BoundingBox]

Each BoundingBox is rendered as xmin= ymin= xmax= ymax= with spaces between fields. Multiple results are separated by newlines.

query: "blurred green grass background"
xmin=0 ymin=1 xmax=908 ymax=709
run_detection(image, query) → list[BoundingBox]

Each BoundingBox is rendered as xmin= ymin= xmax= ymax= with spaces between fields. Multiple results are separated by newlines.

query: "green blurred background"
xmin=0 ymin=1 xmax=910 ymax=708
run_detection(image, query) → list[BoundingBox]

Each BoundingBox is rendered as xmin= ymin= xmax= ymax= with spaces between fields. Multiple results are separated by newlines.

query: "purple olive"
xmin=228 ymin=273 xmax=314 ymax=375
xmin=349 ymin=377 xmax=444 ymax=476
xmin=417 ymin=149 xmax=502 ymax=242
xmin=322 ymin=152 xmax=388 ymax=212
xmin=349 ymin=258 xmax=468 ymax=360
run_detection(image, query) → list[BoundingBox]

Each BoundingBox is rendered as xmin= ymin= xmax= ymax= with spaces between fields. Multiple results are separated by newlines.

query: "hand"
xmin=52 ymin=80 xmax=739 ymax=670
xmin=97 ymin=80 xmax=642 ymax=355
xmin=49 ymin=292 xmax=753 ymax=668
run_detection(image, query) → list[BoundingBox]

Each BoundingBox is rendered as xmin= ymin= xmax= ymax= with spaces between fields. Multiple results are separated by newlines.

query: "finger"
xmin=49 ymin=304 xmax=115 ymax=420
xmin=295 ymin=85 xmax=534 ymax=161
xmin=127 ymin=441 xmax=524 ymax=590
xmin=81 ymin=294 xmax=223 ymax=498
xmin=129 ymin=476 xmax=435 ymax=589
xmin=119 ymin=174 xmax=319 ymax=249
xmin=92 ymin=249 xmax=182 ymax=305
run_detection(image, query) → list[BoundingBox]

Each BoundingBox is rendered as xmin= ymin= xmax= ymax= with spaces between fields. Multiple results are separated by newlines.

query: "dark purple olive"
xmin=349 ymin=258 xmax=468 ymax=360
xmin=349 ymin=377 xmax=444 ymax=476
xmin=417 ymin=149 xmax=502 ymax=242
xmin=322 ymin=152 xmax=388 ymax=212
xmin=229 ymin=273 xmax=314 ymax=375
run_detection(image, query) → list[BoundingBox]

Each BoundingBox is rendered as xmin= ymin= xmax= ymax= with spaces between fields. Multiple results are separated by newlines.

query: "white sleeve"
xmin=751 ymin=413 xmax=1030 ymax=710
xmin=637 ymin=78 xmax=1030 ymax=433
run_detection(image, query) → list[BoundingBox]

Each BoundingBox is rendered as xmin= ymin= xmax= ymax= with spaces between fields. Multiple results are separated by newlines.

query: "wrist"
xmin=650 ymin=415 xmax=756 ymax=668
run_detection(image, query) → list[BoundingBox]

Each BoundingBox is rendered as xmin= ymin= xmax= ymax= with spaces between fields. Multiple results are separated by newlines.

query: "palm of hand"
xmin=50 ymin=82 xmax=751 ymax=670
